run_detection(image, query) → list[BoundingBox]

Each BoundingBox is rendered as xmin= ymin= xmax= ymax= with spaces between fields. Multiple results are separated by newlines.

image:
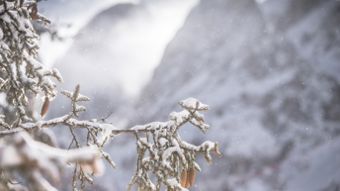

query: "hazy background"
xmin=38 ymin=0 xmax=340 ymax=190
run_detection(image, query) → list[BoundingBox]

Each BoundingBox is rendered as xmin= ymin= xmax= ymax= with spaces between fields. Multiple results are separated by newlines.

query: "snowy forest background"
xmin=35 ymin=0 xmax=340 ymax=190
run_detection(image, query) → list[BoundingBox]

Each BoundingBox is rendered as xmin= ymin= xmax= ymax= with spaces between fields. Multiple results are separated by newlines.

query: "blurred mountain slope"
xmin=130 ymin=0 xmax=340 ymax=190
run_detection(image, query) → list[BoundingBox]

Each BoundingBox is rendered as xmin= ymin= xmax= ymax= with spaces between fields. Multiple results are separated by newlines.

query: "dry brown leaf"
xmin=186 ymin=167 xmax=196 ymax=188
xmin=180 ymin=167 xmax=197 ymax=188
xmin=180 ymin=169 xmax=188 ymax=188
xmin=40 ymin=97 xmax=50 ymax=117
xmin=29 ymin=4 xmax=39 ymax=20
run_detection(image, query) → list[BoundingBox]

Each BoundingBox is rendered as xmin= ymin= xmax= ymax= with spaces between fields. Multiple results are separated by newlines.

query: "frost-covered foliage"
xmin=0 ymin=0 xmax=59 ymax=122
xmin=0 ymin=1 xmax=218 ymax=190
xmin=128 ymin=98 xmax=221 ymax=191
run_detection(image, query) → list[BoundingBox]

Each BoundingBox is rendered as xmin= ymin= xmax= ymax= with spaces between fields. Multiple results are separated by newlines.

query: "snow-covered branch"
xmin=0 ymin=132 xmax=103 ymax=191
xmin=127 ymin=98 xmax=221 ymax=191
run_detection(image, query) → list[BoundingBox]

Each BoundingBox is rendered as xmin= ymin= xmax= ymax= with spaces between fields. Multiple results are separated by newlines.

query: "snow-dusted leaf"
xmin=61 ymin=90 xmax=73 ymax=98
xmin=179 ymin=97 xmax=209 ymax=111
